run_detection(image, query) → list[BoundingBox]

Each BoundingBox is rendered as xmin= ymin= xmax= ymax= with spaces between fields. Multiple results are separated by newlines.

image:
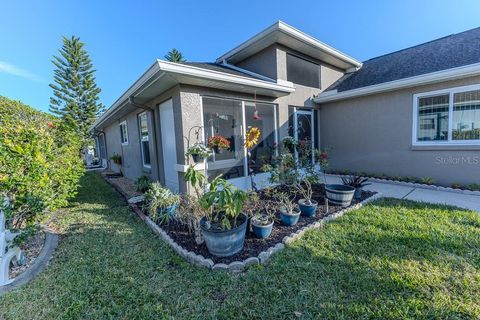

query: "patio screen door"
xmin=294 ymin=110 xmax=314 ymax=163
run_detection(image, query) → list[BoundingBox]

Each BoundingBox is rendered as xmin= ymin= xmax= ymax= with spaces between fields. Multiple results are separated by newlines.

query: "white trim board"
xmin=315 ymin=62 xmax=480 ymax=103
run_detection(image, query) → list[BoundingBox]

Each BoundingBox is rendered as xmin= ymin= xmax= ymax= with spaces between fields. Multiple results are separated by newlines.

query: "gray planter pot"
xmin=200 ymin=214 xmax=247 ymax=257
xmin=325 ymin=184 xmax=355 ymax=207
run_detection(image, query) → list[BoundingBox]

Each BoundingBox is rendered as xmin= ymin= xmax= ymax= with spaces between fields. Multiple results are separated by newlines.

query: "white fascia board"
xmin=216 ymin=20 xmax=362 ymax=68
xmin=156 ymin=60 xmax=295 ymax=93
xmin=91 ymin=60 xmax=295 ymax=131
xmin=314 ymin=62 xmax=480 ymax=104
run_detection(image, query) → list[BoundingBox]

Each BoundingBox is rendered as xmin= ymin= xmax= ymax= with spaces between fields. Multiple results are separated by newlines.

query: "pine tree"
xmin=164 ymin=48 xmax=186 ymax=62
xmin=49 ymin=36 xmax=104 ymax=147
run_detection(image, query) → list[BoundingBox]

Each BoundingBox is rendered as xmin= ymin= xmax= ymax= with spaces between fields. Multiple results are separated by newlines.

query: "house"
xmin=92 ymin=21 xmax=480 ymax=192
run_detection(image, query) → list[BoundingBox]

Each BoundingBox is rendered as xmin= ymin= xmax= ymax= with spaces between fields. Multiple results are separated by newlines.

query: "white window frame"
xmin=200 ymin=96 xmax=278 ymax=178
xmin=138 ymin=112 xmax=151 ymax=168
xmin=412 ymin=83 xmax=480 ymax=146
xmin=119 ymin=120 xmax=129 ymax=145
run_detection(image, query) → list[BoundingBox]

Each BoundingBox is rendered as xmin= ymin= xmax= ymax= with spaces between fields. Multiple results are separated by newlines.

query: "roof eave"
xmin=91 ymin=60 xmax=295 ymax=131
xmin=314 ymin=62 xmax=480 ymax=104
xmin=216 ymin=20 xmax=362 ymax=69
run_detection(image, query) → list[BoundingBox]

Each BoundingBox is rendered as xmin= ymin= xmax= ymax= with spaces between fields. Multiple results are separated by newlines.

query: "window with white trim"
xmin=138 ymin=112 xmax=151 ymax=167
xmin=413 ymin=84 xmax=480 ymax=145
xmin=120 ymin=121 xmax=128 ymax=145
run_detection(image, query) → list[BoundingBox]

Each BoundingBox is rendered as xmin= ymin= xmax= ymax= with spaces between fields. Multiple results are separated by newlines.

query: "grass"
xmin=0 ymin=172 xmax=479 ymax=319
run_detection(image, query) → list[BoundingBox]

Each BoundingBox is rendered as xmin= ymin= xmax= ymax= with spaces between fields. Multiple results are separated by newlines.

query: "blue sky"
xmin=1 ymin=0 xmax=480 ymax=112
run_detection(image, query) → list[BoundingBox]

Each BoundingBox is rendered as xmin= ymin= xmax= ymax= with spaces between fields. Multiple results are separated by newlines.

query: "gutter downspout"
xmin=129 ymin=96 xmax=162 ymax=181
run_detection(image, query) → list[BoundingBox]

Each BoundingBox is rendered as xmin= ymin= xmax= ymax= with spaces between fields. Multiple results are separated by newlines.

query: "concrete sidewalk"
xmin=325 ymin=175 xmax=480 ymax=212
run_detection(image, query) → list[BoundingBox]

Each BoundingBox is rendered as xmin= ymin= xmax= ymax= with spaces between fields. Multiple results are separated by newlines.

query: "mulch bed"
xmin=147 ymin=184 xmax=376 ymax=264
xmin=10 ymin=231 xmax=46 ymax=279
xmin=103 ymin=175 xmax=143 ymax=199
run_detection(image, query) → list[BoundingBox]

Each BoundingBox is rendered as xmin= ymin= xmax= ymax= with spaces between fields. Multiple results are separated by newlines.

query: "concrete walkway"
xmin=325 ymin=175 xmax=480 ymax=212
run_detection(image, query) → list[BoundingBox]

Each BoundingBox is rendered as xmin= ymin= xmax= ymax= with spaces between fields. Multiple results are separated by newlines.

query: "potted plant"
xmin=110 ymin=153 xmax=122 ymax=165
xmin=186 ymin=143 xmax=210 ymax=163
xmin=341 ymin=175 xmax=370 ymax=199
xmin=144 ymin=182 xmax=181 ymax=225
xmin=273 ymin=191 xmax=300 ymax=226
xmin=207 ymin=135 xmax=230 ymax=154
xmin=249 ymin=199 xmax=275 ymax=239
xmin=294 ymin=178 xmax=318 ymax=217
xmin=199 ymin=175 xmax=248 ymax=257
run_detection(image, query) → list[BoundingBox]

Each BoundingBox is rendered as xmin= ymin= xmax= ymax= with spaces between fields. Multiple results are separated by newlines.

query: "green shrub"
xmin=135 ymin=175 xmax=151 ymax=192
xmin=0 ymin=96 xmax=84 ymax=231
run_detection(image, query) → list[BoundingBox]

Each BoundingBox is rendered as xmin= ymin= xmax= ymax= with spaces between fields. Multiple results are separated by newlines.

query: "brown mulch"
xmin=10 ymin=231 xmax=46 ymax=278
xmin=105 ymin=176 xmax=143 ymax=199
xmin=151 ymin=184 xmax=376 ymax=264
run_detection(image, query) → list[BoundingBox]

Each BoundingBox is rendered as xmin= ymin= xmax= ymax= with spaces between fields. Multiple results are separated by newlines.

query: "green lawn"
xmin=0 ymin=172 xmax=479 ymax=319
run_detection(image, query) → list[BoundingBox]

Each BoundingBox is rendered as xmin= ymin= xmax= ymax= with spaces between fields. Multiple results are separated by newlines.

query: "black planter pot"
xmin=191 ymin=154 xmax=204 ymax=163
xmin=200 ymin=214 xmax=248 ymax=257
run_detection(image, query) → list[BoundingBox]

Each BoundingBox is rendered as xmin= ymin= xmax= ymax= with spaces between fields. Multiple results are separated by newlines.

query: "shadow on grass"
xmin=1 ymin=173 xmax=478 ymax=319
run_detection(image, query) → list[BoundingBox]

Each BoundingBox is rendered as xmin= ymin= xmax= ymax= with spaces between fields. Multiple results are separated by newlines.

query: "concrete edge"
xmin=0 ymin=231 xmax=59 ymax=296
xmin=101 ymin=173 xmax=383 ymax=273
xmin=328 ymin=174 xmax=480 ymax=196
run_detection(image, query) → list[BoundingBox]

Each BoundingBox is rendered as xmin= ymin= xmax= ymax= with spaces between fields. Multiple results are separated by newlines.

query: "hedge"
xmin=0 ymin=96 xmax=84 ymax=230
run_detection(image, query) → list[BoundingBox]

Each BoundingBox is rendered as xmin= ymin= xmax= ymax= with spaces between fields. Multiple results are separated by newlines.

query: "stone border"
xmin=328 ymin=174 xmax=480 ymax=196
xmin=0 ymin=231 xmax=59 ymax=296
xmin=128 ymin=192 xmax=383 ymax=272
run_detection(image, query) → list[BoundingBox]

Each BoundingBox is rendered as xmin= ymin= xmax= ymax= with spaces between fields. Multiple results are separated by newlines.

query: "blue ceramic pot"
xmin=161 ymin=203 xmax=178 ymax=217
xmin=251 ymin=219 xmax=274 ymax=239
xmin=298 ymin=199 xmax=318 ymax=217
xmin=279 ymin=207 xmax=301 ymax=226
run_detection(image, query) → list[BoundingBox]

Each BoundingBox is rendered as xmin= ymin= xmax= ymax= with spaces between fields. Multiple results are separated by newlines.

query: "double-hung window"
xmin=138 ymin=112 xmax=151 ymax=167
xmin=413 ymin=84 xmax=480 ymax=146
xmin=120 ymin=121 xmax=128 ymax=145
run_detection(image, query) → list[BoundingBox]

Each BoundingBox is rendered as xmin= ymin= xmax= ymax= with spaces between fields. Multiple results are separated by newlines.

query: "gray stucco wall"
xmin=236 ymin=44 xmax=278 ymax=80
xmin=319 ymin=76 xmax=480 ymax=186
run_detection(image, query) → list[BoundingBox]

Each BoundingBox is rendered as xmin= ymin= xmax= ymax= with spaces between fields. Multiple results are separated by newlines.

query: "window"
xmin=286 ymin=53 xmax=320 ymax=88
xmin=203 ymin=97 xmax=244 ymax=180
xmin=413 ymin=84 xmax=480 ymax=145
xmin=453 ymin=90 xmax=480 ymax=140
xmin=416 ymin=95 xmax=449 ymax=141
xmin=138 ymin=112 xmax=151 ymax=167
xmin=245 ymin=102 xmax=277 ymax=174
xmin=202 ymin=96 xmax=278 ymax=180
xmin=119 ymin=121 xmax=128 ymax=145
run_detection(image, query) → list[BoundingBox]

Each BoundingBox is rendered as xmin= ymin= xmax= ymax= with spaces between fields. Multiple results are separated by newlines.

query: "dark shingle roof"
xmin=179 ymin=62 xmax=272 ymax=81
xmin=328 ymin=27 xmax=480 ymax=92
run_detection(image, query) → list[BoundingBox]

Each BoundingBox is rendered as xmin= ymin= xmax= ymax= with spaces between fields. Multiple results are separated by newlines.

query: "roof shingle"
xmin=328 ymin=27 xmax=480 ymax=92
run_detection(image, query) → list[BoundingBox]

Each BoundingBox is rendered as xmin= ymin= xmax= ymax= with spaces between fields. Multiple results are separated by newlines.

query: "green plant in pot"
xmin=244 ymin=193 xmax=275 ymax=239
xmin=198 ymin=175 xmax=248 ymax=257
xmin=110 ymin=153 xmax=122 ymax=165
xmin=144 ymin=182 xmax=180 ymax=225
xmin=294 ymin=177 xmax=318 ymax=217
xmin=272 ymin=190 xmax=300 ymax=226
xmin=186 ymin=143 xmax=210 ymax=163
xmin=341 ymin=175 xmax=370 ymax=199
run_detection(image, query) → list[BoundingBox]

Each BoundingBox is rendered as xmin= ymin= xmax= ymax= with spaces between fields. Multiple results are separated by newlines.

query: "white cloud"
xmin=0 ymin=61 xmax=43 ymax=82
